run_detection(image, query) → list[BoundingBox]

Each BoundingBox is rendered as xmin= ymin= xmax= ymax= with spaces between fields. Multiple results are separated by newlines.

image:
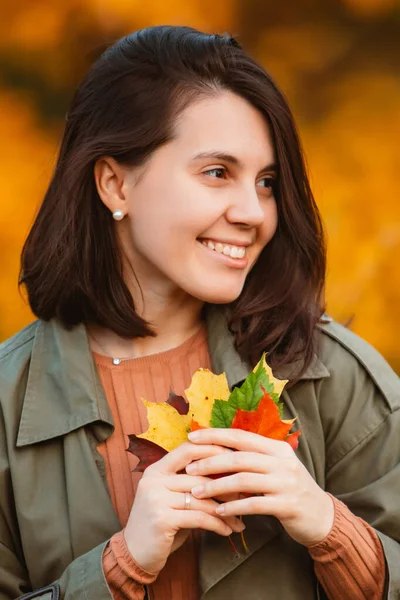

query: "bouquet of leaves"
xmin=128 ymin=354 xmax=301 ymax=553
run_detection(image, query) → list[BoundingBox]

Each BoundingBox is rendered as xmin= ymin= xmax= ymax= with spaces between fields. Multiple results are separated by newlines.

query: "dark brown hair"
xmin=20 ymin=25 xmax=326 ymax=376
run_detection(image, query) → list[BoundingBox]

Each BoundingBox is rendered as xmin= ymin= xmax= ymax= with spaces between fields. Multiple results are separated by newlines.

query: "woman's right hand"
xmin=124 ymin=442 xmax=245 ymax=574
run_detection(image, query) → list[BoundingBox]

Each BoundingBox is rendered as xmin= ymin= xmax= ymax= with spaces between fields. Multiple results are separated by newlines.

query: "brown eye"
xmin=258 ymin=177 xmax=274 ymax=188
xmin=257 ymin=177 xmax=276 ymax=196
xmin=204 ymin=167 xmax=226 ymax=179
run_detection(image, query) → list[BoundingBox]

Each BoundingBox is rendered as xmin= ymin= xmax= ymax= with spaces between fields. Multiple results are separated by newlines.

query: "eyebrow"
xmin=190 ymin=151 xmax=277 ymax=173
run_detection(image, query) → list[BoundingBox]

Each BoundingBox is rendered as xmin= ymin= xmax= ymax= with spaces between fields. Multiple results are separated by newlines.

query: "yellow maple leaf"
xmin=137 ymin=368 xmax=230 ymax=451
xmin=254 ymin=354 xmax=288 ymax=397
xmin=185 ymin=368 xmax=230 ymax=427
xmin=137 ymin=399 xmax=191 ymax=452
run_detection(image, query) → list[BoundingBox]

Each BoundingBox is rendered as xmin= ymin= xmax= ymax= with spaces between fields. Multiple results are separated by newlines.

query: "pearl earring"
xmin=112 ymin=209 xmax=125 ymax=221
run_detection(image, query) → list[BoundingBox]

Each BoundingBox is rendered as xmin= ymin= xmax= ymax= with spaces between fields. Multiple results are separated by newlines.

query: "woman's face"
xmin=115 ymin=91 xmax=278 ymax=305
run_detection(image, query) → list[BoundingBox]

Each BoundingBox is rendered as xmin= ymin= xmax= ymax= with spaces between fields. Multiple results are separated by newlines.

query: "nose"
xmin=225 ymin=185 xmax=265 ymax=228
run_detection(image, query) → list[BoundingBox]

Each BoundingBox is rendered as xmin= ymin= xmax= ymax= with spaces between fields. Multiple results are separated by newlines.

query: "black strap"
xmin=18 ymin=584 xmax=60 ymax=600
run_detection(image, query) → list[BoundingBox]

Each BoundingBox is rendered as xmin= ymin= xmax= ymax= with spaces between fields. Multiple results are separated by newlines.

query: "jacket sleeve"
xmin=318 ymin=323 xmax=400 ymax=599
xmin=0 ymin=534 xmax=113 ymax=600
xmin=0 ymin=420 xmax=113 ymax=600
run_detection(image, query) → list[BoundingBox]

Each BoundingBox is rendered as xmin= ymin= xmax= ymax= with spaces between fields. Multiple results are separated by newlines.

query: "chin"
xmin=189 ymin=283 xmax=244 ymax=305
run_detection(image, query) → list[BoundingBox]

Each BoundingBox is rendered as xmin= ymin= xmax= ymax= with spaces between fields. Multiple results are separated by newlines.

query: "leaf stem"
xmin=228 ymin=535 xmax=239 ymax=555
xmin=239 ymin=516 xmax=249 ymax=553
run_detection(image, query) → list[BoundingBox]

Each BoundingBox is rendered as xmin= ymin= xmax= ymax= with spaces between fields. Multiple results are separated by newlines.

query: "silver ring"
xmin=184 ymin=492 xmax=192 ymax=510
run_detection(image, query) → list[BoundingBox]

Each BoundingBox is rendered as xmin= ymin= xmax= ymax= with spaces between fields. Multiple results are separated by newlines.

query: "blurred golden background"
xmin=1 ymin=0 xmax=399 ymax=373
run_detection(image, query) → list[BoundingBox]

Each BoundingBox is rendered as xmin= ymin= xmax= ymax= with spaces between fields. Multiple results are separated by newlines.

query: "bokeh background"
xmin=1 ymin=0 xmax=399 ymax=373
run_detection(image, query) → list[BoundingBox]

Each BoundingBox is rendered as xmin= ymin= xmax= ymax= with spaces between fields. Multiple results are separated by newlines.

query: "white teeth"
xmin=200 ymin=239 xmax=247 ymax=259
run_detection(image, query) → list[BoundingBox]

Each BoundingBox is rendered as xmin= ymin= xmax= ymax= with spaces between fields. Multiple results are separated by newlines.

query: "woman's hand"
xmin=185 ymin=429 xmax=335 ymax=547
xmin=124 ymin=442 xmax=245 ymax=574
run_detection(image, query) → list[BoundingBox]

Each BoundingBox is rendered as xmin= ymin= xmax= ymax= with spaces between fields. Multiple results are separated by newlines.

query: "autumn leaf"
xmin=231 ymin=385 xmax=301 ymax=450
xmin=127 ymin=392 xmax=190 ymax=472
xmin=190 ymin=419 xmax=204 ymax=432
xmin=136 ymin=398 xmax=191 ymax=452
xmin=166 ymin=390 xmax=189 ymax=415
xmin=128 ymin=435 xmax=167 ymax=473
xmin=131 ymin=369 xmax=230 ymax=468
xmin=185 ymin=368 xmax=230 ymax=427
xmin=286 ymin=429 xmax=302 ymax=450
xmin=256 ymin=353 xmax=288 ymax=399
xmin=210 ymin=353 xmax=288 ymax=428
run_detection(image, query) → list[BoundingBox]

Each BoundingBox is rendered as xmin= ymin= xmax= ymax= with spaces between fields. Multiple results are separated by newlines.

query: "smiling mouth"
xmin=198 ymin=238 xmax=247 ymax=259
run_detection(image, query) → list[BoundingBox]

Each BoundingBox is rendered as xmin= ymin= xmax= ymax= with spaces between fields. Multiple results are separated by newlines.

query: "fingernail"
xmin=191 ymin=485 xmax=205 ymax=497
xmin=186 ymin=463 xmax=197 ymax=474
xmin=216 ymin=505 xmax=225 ymax=514
xmin=237 ymin=521 xmax=246 ymax=532
xmin=188 ymin=431 xmax=200 ymax=441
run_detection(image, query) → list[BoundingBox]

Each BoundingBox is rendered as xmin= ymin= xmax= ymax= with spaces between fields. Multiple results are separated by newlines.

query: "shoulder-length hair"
xmin=20 ymin=25 xmax=326 ymax=377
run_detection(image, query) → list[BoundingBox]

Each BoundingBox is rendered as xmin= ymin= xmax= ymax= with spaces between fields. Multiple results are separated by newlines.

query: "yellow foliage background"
xmin=1 ymin=1 xmax=399 ymax=373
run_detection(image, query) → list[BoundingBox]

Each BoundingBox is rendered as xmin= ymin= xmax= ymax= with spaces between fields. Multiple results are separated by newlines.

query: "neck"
xmin=87 ymin=287 xmax=205 ymax=360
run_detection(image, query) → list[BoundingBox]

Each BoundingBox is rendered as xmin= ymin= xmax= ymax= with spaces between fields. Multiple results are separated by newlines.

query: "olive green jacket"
xmin=0 ymin=308 xmax=399 ymax=599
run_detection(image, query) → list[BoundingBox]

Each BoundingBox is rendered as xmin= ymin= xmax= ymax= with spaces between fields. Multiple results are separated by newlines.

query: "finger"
xmin=168 ymin=491 xmax=245 ymax=533
xmin=186 ymin=451 xmax=277 ymax=476
xmin=164 ymin=474 xmax=217 ymax=492
xmin=188 ymin=429 xmax=293 ymax=458
xmin=172 ymin=510 xmax=233 ymax=536
xmin=213 ymin=492 xmax=241 ymax=503
xmin=157 ymin=442 xmax=230 ymax=474
xmin=191 ymin=473 xmax=281 ymax=499
xmin=215 ymin=495 xmax=282 ymax=518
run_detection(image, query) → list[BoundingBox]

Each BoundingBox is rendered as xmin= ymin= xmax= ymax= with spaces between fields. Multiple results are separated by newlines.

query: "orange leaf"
xmin=231 ymin=385 xmax=301 ymax=446
xmin=190 ymin=419 xmax=204 ymax=432
xmin=255 ymin=392 xmax=292 ymax=439
xmin=230 ymin=406 xmax=263 ymax=432
xmin=286 ymin=430 xmax=301 ymax=450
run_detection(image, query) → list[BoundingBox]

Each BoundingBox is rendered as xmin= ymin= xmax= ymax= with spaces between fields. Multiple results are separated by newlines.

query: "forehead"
xmin=172 ymin=91 xmax=275 ymax=164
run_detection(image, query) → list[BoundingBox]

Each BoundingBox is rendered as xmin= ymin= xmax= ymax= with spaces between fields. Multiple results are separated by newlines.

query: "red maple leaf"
xmin=166 ymin=390 xmax=189 ymax=415
xmin=127 ymin=435 xmax=167 ymax=473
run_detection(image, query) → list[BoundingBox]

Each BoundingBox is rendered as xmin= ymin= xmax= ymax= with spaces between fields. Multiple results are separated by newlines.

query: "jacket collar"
xmin=206 ymin=306 xmax=330 ymax=383
xmin=16 ymin=318 xmax=113 ymax=447
xmin=16 ymin=307 xmax=329 ymax=447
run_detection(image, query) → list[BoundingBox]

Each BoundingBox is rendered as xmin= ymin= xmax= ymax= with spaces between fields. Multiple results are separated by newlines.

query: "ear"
xmin=94 ymin=157 xmax=129 ymax=216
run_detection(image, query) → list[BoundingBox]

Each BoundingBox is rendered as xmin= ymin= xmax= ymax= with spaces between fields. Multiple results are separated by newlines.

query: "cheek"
xmin=127 ymin=193 xmax=203 ymax=259
xmin=260 ymin=200 xmax=279 ymax=244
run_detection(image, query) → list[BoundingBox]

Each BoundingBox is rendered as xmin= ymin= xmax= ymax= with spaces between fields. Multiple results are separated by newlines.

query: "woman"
xmin=0 ymin=25 xmax=398 ymax=600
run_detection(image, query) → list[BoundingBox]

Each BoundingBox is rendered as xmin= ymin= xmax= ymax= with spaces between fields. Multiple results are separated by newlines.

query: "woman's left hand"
xmin=185 ymin=428 xmax=335 ymax=547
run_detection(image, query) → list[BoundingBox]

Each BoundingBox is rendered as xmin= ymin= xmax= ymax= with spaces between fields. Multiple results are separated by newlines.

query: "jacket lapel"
xmin=199 ymin=514 xmax=282 ymax=595
xmin=205 ymin=306 xmax=250 ymax=387
xmin=16 ymin=319 xmax=113 ymax=447
xmin=205 ymin=305 xmax=330 ymax=383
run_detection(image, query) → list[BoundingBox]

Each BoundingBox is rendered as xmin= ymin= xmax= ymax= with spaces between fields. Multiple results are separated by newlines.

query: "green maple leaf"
xmin=210 ymin=353 xmax=284 ymax=428
xmin=210 ymin=398 xmax=237 ymax=428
